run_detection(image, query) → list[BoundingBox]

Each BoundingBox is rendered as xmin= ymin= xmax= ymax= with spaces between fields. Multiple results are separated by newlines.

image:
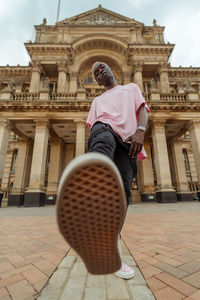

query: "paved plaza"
xmin=0 ymin=202 xmax=200 ymax=299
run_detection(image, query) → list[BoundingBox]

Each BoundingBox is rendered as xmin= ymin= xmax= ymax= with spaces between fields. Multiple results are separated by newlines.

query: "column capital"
xmin=57 ymin=61 xmax=68 ymax=73
xmin=132 ymin=62 xmax=143 ymax=73
xmin=158 ymin=62 xmax=169 ymax=74
xmin=49 ymin=137 xmax=62 ymax=144
xmin=0 ymin=119 xmax=12 ymax=130
xmin=34 ymin=119 xmax=49 ymax=129
xmin=188 ymin=119 xmax=200 ymax=128
xmin=31 ymin=61 xmax=43 ymax=74
xmin=152 ymin=119 xmax=166 ymax=129
xmin=74 ymin=119 xmax=86 ymax=126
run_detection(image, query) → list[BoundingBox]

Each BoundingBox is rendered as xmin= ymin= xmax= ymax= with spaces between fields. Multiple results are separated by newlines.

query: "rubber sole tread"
xmin=57 ymin=153 xmax=126 ymax=274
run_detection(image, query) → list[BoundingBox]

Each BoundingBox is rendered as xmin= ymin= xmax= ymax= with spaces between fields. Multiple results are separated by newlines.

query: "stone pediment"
xmin=57 ymin=5 xmax=143 ymax=26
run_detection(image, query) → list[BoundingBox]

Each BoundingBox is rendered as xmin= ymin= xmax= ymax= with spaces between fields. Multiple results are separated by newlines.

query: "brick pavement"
xmin=0 ymin=202 xmax=200 ymax=299
xmin=0 ymin=207 xmax=70 ymax=300
xmin=122 ymin=202 xmax=200 ymax=300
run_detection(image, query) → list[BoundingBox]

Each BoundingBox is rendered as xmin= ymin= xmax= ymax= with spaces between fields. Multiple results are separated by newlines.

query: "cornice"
xmin=127 ymin=44 xmax=174 ymax=55
xmin=25 ymin=44 xmax=73 ymax=51
xmin=126 ymin=44 xmax=174 ymax=65
xmin=25 ymin=44 xmax=74 ymax=64
xmin=0 ymin=101 xmax=200 ymax=113
xmin=168 ymin=68 xmax=200 ymax=77
xmin=0 ymin=66 xmax=31 ymax=77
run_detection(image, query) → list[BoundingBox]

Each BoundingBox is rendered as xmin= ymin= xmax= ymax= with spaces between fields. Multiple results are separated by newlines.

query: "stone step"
xmin=37 ymin=240 xmax=155 ymax=300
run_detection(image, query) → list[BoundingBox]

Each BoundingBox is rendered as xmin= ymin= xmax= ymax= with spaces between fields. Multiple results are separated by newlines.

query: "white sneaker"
xmin=114 ymin=262 xmax=135 ymax=279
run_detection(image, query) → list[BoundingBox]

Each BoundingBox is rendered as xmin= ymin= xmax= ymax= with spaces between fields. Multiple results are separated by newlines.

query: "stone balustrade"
xmin=86 ymin=92 xmax=102 ymax=101
xmin=13 ymin=92 xmax=40 ymax=101
xmin=49 ymin=92 xmax=77 ymax=101
xmin=160 ymin=93 xmax=187 ymax=102
xmin=142 ymin=92 xmax=151 ymax=102
xmin=0 ymin=91 xmax=199 ymax=103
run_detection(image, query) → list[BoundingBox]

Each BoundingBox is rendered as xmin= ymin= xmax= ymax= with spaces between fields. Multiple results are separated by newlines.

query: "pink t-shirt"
xmin=86 ymin=83 xmax=149 ymax=160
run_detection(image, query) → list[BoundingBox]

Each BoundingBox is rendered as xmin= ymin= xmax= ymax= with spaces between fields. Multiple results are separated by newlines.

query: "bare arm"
xmin=125 ymin=105 xmax=148 ymax=158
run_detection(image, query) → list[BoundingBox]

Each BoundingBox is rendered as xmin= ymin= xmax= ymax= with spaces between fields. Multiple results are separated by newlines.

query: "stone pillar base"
xmin=46 ymin=194 xmax=57 ymax=205
xmin=131 ymin=190 xmax=141 ymax=203
xmin=176 ymin=193 xmax=193 ymax=201
xmin=141 ymin=193 xmax=156 ymax=202
xmin=156 ymin=191 xmax=177 ymax=203
xmin=24 ymin=192 xmax=46 ymax=207
xmin=8 ymin=194 xmax=24 ymax=206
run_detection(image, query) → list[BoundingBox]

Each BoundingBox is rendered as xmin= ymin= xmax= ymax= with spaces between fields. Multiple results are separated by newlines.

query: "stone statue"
xmin=150 ymin=78 xmax=157 ymax=90
xmin=8 ymin=79 xmax=15 ymax=90
xmin=42 ymin=18 xmax=47 ymax=25
xmin=153 ymin=19 xmax=157 ymax=26
xmin=185 ymin=81 xmax=191 ymax=90
xmin=185 ymin=80 xmax=195 ymax=92
xmin=43 ymin=77 xmax=50 ymax=90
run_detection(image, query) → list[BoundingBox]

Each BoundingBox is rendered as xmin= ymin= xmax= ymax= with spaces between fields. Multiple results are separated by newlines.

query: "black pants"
xmin=88 ymin=122 xmax=137 ymax=206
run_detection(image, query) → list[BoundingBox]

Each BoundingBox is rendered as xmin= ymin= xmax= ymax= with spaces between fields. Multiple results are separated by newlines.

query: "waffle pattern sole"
xmin=56 ymin=153 xmax=126 ymax=275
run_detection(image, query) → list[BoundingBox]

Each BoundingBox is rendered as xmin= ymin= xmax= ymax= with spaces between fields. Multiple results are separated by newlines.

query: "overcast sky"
xmin=0 ymin=0 xmax=200 ymax=67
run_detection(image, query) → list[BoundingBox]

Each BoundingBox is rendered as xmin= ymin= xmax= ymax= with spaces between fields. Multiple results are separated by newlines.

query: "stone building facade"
xmin=0 ymin=5 xmax=200 ymax=207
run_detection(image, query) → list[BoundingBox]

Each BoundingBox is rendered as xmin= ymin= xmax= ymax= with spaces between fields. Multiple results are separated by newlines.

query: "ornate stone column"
xmin=75 ymin=120 xmax=85 ymax=157
xmin=152 ymin=120 xmax=176 ymax=202
xmin=139 ymin=141 xmax=156 ymax=202
xmin=0 ymin=119 xmax=12 ymax=205
xmin=0 ymin=148 xmax=13 ymax=208
xmin=46 ymin=138 xmax=63 ymax=204
xmin=29 ymin=62 xmax=42 ymax=93
xmin=57 ymin=61 xmax=68 ymax=93
xmin=0 ymin=120 xmax=12 ymax=181
xmin=8 ymin=138 xmax=32 ymax=206
xmin=158 ymin=63 xmax=170 ymax=93
xmin=69 ymin=71 xmax=78 ymax=93
xmin=133 ymin=63 xmax=143 ymax=92
xmin=188 ymin=120 xmax=200 ymax=199
xmin=170 ymin=139 xmax=193 ymax=201
xmin=24 ymin=119 xmax=49 ymax=207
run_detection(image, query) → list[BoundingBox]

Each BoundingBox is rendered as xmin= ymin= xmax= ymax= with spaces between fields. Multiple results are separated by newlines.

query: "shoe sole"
xmin=56 ymin=153 xmax=127 ymax=275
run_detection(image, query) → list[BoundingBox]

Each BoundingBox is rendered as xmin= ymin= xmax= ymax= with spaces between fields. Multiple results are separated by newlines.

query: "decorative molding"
xmin=74 ymin=119 xmax=86 ymax=126
xmin=57 ymin=6 xmax=143 ymax=26
xmin=31 ymin=61 xmax=43 ymax=74
xmin=0 ymin=67 xmax=31 ymax=78
xmin=132 ymin=62 xmax=143 ymax=73
xmin=188 ymin=119 xmax=200 ymax=128
xmin=0 ymin=119 xmax=12 ymax=130
xmin=158 ymin=62 xmax=169 ymax=74
xmin=72 ymin=33 xmax=127 ymax=48
xmin=57 ymin=61 xmax=68 ymax=73
xmin=34 ymin=119 xmax=49 ymax=128
xmin=152 ymin=119 xmax=166 ymax=129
